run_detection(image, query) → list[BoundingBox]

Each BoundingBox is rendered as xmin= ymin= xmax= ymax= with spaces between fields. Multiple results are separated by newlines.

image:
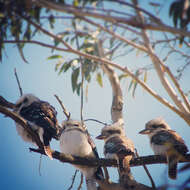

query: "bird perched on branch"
xmin=60 ymin=120 xmax=103 ymax=190
xmin=139 ymin=117 xmax=188 ymax=179
xmin=14 ymin=94 xmax=60 ymax=160
xmin=96 ymin=125 xmax=135 ymax=183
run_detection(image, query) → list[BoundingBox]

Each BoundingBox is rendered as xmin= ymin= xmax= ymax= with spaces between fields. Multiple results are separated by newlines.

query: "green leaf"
xmin=128 ymin=79 xmax=135 ymax=92
xmin=73 ymin=0 xmax=79 ymax=6
xmin=144 ymin=70 xmax=148 ymax=83
xmin=55 ymin=62 xmax=62 ymax=72
xmin=76 ymin=82 xmax=81 ymax=95
xmin=58 ymin=62 xmax=71 ymax=75
xmin=96 ymin=72 xmax=103 ymax=87
xmin=119 ymin=74 xmax=129 ymax=81
xmin=132 ymin=81 xmax=138 ymax=98
xmin=71 ymin=67 xmax=80 ymax=92
xmin=47 ymin=55 xmax=62 ymax=60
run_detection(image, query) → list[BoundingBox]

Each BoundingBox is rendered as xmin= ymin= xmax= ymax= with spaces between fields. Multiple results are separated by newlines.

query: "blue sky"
xmin=1 ymin=1 xmax=190 ymax=189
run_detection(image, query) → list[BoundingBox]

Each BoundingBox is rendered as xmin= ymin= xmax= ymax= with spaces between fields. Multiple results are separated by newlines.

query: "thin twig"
xmin=135 ymin=149 xmax=156 ymax=189
xmin=77 ymin=173 xmax=83 ymax=190
xmin=38 ymin=154 xmax=43 ymax=176
xmin=68 ymin=170 xmax=78 ymax=190
xmin=73 ymin=18 xmax=84 ymax=122
xmin=84 ymin=118 xmax=107 ymax=126
xmin=14 ymin=68 xmax=23 ymax=96
xmin=103 ymin=166 xmax=110 ymax=182
xmin=54 ymin=94 xmax=70 ymax=120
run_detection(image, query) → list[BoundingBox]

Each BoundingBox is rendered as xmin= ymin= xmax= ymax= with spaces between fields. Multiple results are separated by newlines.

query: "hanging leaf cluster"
xmin=0 ymin=0 xmax=66 ymax=62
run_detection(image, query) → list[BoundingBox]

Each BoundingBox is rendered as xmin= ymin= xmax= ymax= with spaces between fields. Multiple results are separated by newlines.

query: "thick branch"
xmin=97 ymin=40 xmax=123 ymax=124
xmin=132 ymin=0 xmax=190 ymax=115
xmin=0 ymin=96 xmax=15 ymax=109
xmin=30 ymin=147 xmax=190 ymax=167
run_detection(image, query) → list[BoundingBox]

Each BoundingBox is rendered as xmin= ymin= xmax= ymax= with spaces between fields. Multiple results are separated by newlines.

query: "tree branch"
xmin=0 ymin=105 xmax=43 ymax=148
xmin=34 ymin=0 xmax=190 ymax=37
xmin=14 ymin=68 xmax=23 ymax=96
xmin=3 ymin=37 xmax=190 ymax=124
xmin=97 ymin=40 xmax=124 ymax=124
xmin=132 ymin=0 xmax=190 ymax=115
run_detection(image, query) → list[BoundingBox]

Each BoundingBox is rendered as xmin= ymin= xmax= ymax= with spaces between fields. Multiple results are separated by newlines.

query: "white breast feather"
xmin=60 ymin=130 xmax=92 ymax=156
xmin=151 ymin=143 xmax=168 ymax=156
xmin=16 ymin=123 xmax=40 ymax=146
xmin=60 ymin=130 xmax=96 ymax=177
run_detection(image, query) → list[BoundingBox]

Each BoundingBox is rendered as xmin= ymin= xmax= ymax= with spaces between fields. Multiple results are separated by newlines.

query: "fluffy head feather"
xmin=14 ymin=94 xmax=40 ymax=112
xmin=139 ymin=117 xmax=171 ymax=136
xmin=96 ymin=125 xmax=125 ymax=141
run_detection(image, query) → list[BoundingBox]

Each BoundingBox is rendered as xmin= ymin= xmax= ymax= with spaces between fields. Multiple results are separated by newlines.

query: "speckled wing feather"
xmin=151 ymin=130 xmax=188 ymax=155
xmin=20 ymin=101 xmax=58 ymax=137
xmin=104 ymin=136 xmax=134 ymax=157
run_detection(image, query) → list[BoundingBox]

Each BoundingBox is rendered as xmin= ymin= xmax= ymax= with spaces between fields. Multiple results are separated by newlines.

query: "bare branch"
xmin=81 ymin=16 xmax=148 ymax=53
xmin=3 ymin=21 xmax=190 ymax=124
xmin=54 ymin=94 xmax=70 ymax=120
xmin=14 ymin=68 xmax=23 ymax=96
xmin=97 ymin=40 xmax=124 ymax=124
xmin=29 ymin=147 xmax=190 ymax=168
xmin=68 ymin=170 xmax=78 ymax=190
xmin=84 ymin=118 xmax=107 ymax=126
xmin=34 ymin=0 xmax=190 ymax=37
xmin=77 ymin=173 xmax=83 ymax=190
xmin=135 ymin=150 xmax=156 ymax=189
xmin=3 ymin=40 xmax=69 ymax=52
xmin=0 ymin=96 xmax=15 ymax=109
xmin=132 ymin=0 xmax=190 ymax=115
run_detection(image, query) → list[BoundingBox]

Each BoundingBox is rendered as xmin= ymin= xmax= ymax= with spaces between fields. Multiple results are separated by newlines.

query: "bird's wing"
xmin=20 ymin=101 xmax=58 ymax=136
xmin=151 ymin=130 xmax=188 ymax=155
xmin=105 ymin=136 xmax=135 ymax=157
xmin=85 ymin=129 xmax=104 ymax=179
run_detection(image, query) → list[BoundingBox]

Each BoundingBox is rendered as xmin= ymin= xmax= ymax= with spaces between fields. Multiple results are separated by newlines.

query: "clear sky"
xmin=0 ymin=1 xmax=190 ymax=190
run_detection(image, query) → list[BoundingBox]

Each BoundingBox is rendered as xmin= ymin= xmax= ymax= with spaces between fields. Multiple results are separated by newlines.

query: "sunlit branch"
xmin=3 ymin=40 xmax=69 ymax=52
xmin=80 ymin=16 xmax=147 ymax=53
xmin=132 ymin=0 xmax=190 ymax=115
xmin=34 ymin=0 xmax=190 ymax=37
xmin=3 ymin=25 xmax=190 ymax=123
xmin=54 ymin=94 xmax=71 ymax=120
xmin=135 ymin=150 xmax=156 ymax=189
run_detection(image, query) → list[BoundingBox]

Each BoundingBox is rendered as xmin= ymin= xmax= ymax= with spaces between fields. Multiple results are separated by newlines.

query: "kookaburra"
xmin=96 ymin=125 xmax=135 ymax=181
xmin=14 ymin=94 xmax=60 ymax=160
xmin=139 ymin=117 xmax=188 ymax=179
xmin=59 ymin=120 xmax=103 ymax=190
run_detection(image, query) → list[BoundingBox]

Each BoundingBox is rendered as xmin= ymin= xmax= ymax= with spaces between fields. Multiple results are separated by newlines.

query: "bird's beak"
xmin=96 ymin=134 xmax=106 ymax=140
xmin=139 ymin=129 xmax=151 ymax=134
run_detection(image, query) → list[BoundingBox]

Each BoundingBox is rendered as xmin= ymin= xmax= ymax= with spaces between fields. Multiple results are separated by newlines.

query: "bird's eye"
xmin=151 ymin=125 xmax=157 ymax=129
xmin=157 ymin=124 xmax=165 ymax=129
xmin=23 ymin=98 xmax=28 ymax=103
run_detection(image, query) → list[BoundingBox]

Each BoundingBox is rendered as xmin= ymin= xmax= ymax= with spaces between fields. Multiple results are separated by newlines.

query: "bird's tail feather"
xmin=118 ymin=156 xmax=134 ymax=181
xmin=168 ymin=155 xmax=178 ymax=179
xmin=86 ymin=178 xmax=97 ymax=190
